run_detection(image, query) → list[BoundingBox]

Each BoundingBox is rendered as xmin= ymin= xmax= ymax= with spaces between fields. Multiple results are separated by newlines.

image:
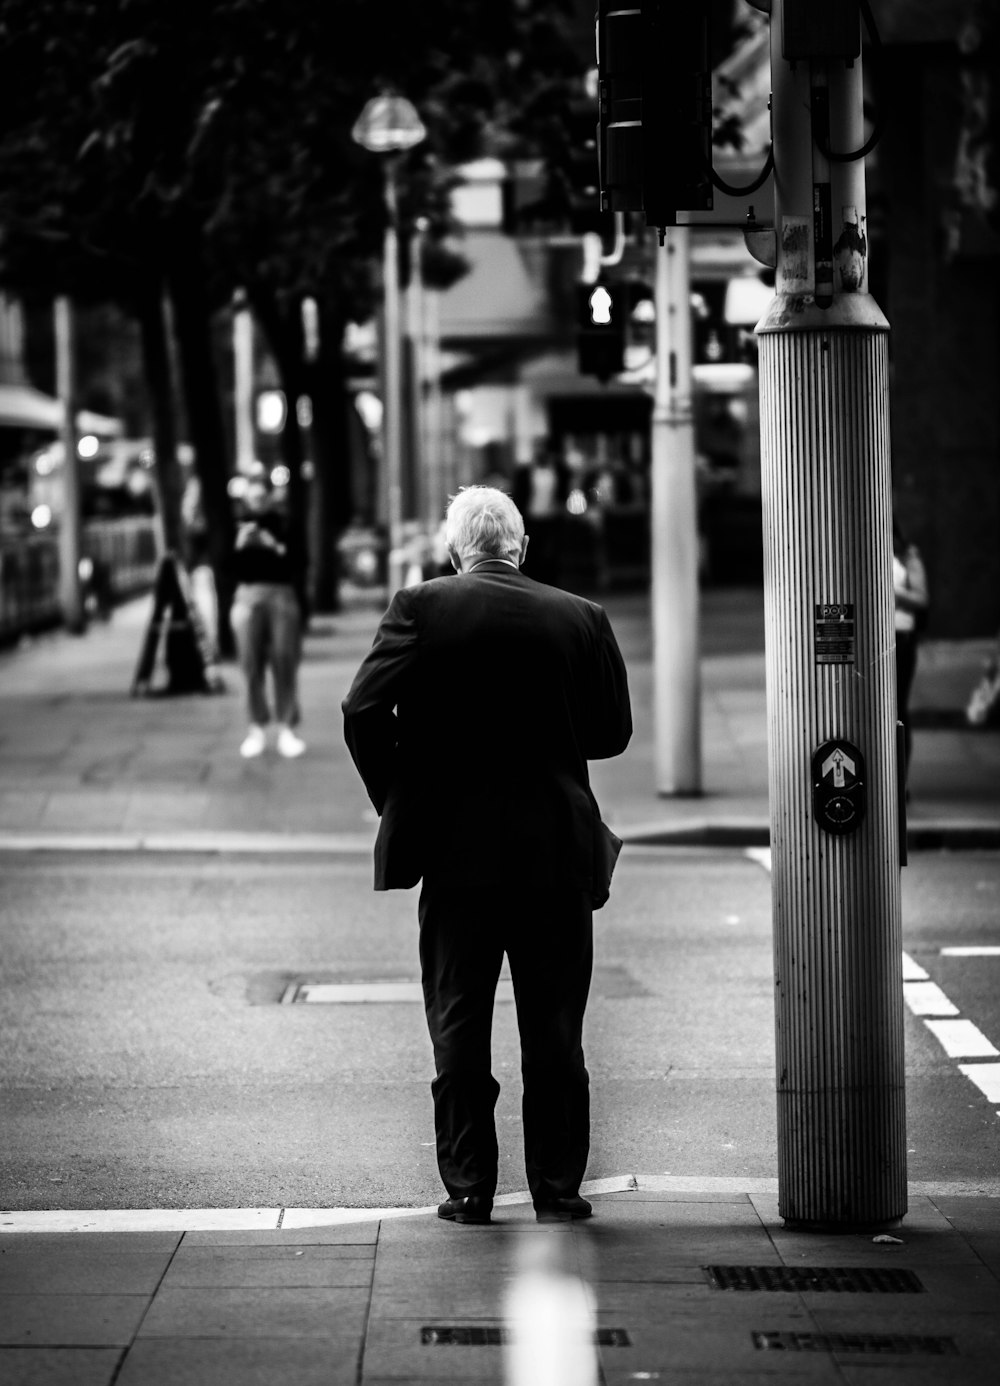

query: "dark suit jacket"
xmin=342 ymin=562 xmax=632 ymax=896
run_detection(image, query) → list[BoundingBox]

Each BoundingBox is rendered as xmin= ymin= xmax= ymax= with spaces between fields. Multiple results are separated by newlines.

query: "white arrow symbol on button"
xmin=821 ymin=748 xmax=856 ymax=787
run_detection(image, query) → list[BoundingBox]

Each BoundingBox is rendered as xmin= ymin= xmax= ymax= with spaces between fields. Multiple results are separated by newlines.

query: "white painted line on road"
xmin=958 ymin=1063 xmax=1000 ymax=1105
xmin=281 ymin=1206 xmax=439 ymax=1228
xmin=902 ymin=953 xmax=929 ymax=981
xmin=13 ymin=1175 xmax=1000 ymax=1232
xmin=286 ymin=980 xmax=516 ymax=1005
xmin=740 ymin=854 xmax=1000 ymax=1115
xmin=903 ymin=981 xmax=960 ymax=1017
xmin=0 ymin=832 xmax=374 ymax=854
xmin=0 ymin=1208 xmax=282 ymax=1233
xmin=924 ymin=1019 xmax=1000 ymax=1059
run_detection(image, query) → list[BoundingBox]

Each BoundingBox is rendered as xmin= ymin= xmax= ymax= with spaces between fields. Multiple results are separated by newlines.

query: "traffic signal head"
xmin=576 ymin=281 xmax=626 ymax=381
xmin=597 ymin=0 xmax=713 ymax=233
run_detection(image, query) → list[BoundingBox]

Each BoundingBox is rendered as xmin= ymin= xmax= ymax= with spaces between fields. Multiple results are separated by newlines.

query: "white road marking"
xmin=924 ymin=1019 xmax=1000 ymax=1059
xmin=0 ymin=1208 xmax=281 ymax=1233
xmin=0 ymin=832 xmax=373 ymax=854
xmin=941 ymin=946 xmax=1000 ymax=957
xmin=902 ymin=953 xmax=929 ymax=981
xmin=902 ymin=981 xmax=959 ymax=1017
xmin=747 ymin=855 xmax=999 ymax=1115
xmin=286 ymin=979 xmax=516 ymax=1005
xmin=7 ymin=1175 xmax=1000 ymax=1233
xmin=958 ymin=1063 xmax=1000 ymax=1105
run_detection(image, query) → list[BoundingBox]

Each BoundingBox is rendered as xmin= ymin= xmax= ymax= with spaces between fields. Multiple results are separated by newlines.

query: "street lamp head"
xmin=352 ymin=92 xmax=427 ymax=155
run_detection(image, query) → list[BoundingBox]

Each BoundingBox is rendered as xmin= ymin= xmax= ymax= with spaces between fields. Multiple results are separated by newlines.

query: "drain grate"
xmin=421 ymin=1326 xmax=630 ymax=1347
xmin=705 ymin=1265 xmax=924 ymax=1293
xmin=754 ymin=1330 xmax=958 ymax=1356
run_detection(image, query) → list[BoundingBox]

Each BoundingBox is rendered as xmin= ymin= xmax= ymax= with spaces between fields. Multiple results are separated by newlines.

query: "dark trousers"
xmin=417 ymin=879 xmax=593 ymax=1206
xmin=896 ymin=630 xmax=919 ymax=782
xmin=231 ymin=583 xmax=302 ymax=727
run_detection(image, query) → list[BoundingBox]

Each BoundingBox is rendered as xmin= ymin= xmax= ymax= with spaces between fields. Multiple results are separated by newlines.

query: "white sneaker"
xmin=239 ymin=725 xmax=267 ymax=758
xmin=276 ymin=726 xmax=306 ymax=758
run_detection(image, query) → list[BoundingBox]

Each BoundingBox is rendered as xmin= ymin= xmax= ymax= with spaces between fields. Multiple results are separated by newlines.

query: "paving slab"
xmin=0 ymin=1293 xmax=148 ymax=1347
xmin=136 ymin=1284 xmax=369 ymax=1340
xmin=0 ymin=1346 xmax=123 ymax=1386
xmin=116 ymin=1338 xmax=359 ymax=1386
xmin=0 ymin=1251 xmax=172 ymax=1295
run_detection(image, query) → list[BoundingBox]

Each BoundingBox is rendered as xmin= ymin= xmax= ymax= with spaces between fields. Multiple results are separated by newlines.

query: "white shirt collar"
xmin=467 ymin=557 xmax=518 ymax=572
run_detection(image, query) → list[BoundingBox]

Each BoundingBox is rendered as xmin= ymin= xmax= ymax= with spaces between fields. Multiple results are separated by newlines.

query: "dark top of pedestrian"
xmin=341 ymin=484 xmax=632 ymax=898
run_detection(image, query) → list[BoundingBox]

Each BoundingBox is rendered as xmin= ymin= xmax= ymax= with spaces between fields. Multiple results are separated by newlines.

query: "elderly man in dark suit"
xmin=342 ymin=486 xmax=632 ymax=1226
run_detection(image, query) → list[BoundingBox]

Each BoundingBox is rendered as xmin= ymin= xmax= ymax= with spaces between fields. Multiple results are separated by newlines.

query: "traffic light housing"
xmin=597 ymin=0 xmax=713 ymax=233
xmin=576 ymin=281 xmax=626 ymax=381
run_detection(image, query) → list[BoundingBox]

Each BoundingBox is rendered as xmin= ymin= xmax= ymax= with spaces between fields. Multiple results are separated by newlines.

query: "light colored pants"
xmin=231 ymin=583 xmax=301 ymax=727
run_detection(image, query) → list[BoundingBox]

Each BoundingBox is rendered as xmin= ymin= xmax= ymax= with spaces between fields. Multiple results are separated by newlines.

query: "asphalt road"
xmin=0 ymin=846 xmax=998 ymax=1210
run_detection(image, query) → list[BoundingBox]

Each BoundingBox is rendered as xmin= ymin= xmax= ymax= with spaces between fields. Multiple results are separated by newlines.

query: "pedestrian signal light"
xmin=588 ymin=286 xmax=613 ymax=325
xmin=577 ymin=282 xmax=625 ymax=382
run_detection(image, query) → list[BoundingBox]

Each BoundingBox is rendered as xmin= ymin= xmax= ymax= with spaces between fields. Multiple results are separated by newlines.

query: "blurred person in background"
xmin=180 ymin=473 xmax=219 ymax=664
xmin=230 ymin=471 xmax=306 ymax=758
xmin=893 ymin=516 xmax=930 ymax=791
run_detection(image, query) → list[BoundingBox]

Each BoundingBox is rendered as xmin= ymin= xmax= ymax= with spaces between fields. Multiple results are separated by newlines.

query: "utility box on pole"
xmin=755 ymin=0 xmax=906 ymax=1228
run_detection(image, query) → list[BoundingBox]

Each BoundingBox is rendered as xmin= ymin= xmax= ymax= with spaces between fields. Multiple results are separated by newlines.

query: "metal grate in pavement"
xmin=705 ymin=1265 xmax=924 ymax=1293
xmin=754 ymin=1330 xmax=958 ymax=1355
xmin=421 ymin=1326 xmax=631 ymax=1347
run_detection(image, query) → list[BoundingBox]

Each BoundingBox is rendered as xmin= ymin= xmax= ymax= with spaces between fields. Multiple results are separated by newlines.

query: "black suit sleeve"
xmin=342 ymin=588 xmax=419 ymax=813
xmin=585 ymin=607 xmax=633 ymax=760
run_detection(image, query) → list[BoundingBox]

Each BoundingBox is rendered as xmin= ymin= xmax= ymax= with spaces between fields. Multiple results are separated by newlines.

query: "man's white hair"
xmin=444 ymin=486 xmax=525 ymax=561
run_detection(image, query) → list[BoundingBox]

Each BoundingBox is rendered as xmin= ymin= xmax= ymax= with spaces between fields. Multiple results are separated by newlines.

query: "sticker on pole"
xmin=814 ymin=604 xmax=855 ymax=664
xmin=812 ymin=738 xmax=866 ymax=836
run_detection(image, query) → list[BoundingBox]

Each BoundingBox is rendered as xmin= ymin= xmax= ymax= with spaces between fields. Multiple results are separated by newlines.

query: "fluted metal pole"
xmin=757 ymin=0 xmax=906 ymax=1228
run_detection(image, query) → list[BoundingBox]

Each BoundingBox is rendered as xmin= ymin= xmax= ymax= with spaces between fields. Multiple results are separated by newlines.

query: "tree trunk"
xmin=251 ymin=292 xmax=356 ymax=616
xmin=135 ymin=277 xmax=183 ymax=554
xmin=166 ymin=241 xmax=236 ymax=655
xmin=248 ymin=292 xmax=311 ymax=616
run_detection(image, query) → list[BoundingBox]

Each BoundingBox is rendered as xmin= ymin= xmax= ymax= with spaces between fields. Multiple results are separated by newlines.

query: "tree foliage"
xmin=0 ymin=0 xmax=592 ymax=608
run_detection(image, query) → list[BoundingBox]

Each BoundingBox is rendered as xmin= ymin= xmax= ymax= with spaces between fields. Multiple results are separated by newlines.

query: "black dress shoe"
xmin=534 ymin=1195 xmax=593 ymax=1223
xmin=437 ymin=1195 xmax=493 ymax=1225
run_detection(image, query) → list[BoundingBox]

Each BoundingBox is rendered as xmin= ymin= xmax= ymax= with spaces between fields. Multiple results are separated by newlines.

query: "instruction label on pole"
xmin=814 ymin=604 xmax=855 ymax=664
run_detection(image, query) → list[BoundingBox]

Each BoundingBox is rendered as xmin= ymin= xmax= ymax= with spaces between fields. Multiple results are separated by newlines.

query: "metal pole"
xmin=54 ymin=296 xmax=84 ymax=634
xmin=651 ymin=226 xmax=701 ymax=794
xmin=233 ymin=297 xmax=255 ymax=474
xmin=382 ymin=158 xmax=405 ymax=596
xmin=758 ymin=0 xmax=906 ymax=1229
xmin=424 ymin=287 xmax=444 ymax=528
xmin=407 ymin=222 xmax=425 ymax=530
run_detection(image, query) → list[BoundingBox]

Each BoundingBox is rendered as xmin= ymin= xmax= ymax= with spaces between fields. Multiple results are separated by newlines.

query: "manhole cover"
xmin=706 ymin=1266 xmax=924 ymax=1293
xmin=754 ymin=1330 xmax=957 ymax=1355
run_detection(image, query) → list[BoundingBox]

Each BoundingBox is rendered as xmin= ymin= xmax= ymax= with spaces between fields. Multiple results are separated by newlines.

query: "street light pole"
xmin=352 ymin=92 xmax=427 ymax=599
xmin=381 ymin=158 xmax=405 ymax=594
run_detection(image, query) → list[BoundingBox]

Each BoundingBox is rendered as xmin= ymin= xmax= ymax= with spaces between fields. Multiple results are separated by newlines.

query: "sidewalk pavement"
xmin=0 ymin=582 xmax=997 ymax=850
xmin=2 ymin=585 xmax=999 ymax=1386
xmin=2 ymin=1181 xmax=999 ymax=1384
